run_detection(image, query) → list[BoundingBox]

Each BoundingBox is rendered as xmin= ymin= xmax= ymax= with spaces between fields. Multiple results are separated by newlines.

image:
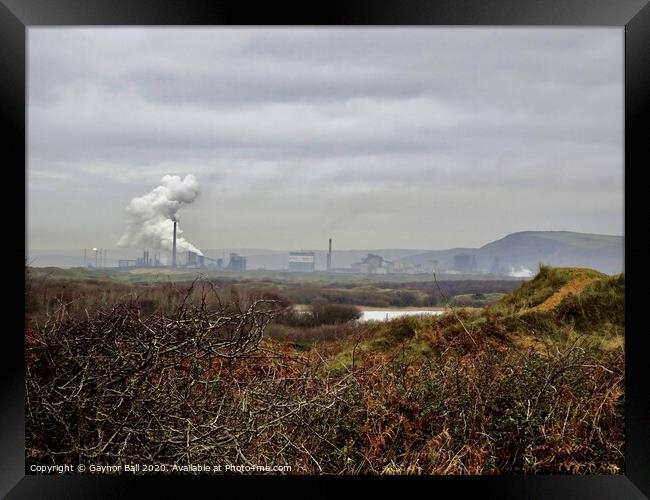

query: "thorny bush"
xmin=26 ymin=279 xmax=624 ymax=474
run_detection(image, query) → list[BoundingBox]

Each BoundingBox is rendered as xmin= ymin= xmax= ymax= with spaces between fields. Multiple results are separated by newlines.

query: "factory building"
xmin=186 ymin=251 xmax=205 ymax=268
xmin=228 ymin=253 xmax=247 ymax=272
xmin=352 ymin=253 xmax=392 ymax=274
xmin=135 ymin=250 xmax=160 ymax=267
xmin=119 ymin=250 xmax=160 ymax=268
xmin=288 ymin=251 xmax=316 ymax=272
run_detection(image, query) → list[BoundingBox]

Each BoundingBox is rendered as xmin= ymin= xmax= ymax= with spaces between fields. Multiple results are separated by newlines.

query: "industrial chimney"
xmin=172 ymin=220 xmax=177 ymax=268
xmin=327 ymin=238 xmax=332 ymax=272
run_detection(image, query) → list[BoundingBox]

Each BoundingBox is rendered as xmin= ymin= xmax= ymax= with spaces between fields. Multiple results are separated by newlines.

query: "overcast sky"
xmin=28 ymin=28 xmax=623 ymax=252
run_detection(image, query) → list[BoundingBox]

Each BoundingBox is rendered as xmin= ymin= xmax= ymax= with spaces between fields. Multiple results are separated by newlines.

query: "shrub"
xmin=276 ymin=303 xmax=362 ymax=328
xmin=266 ymin=323 xmax=361 ymax=344
xmin=311 ymin=302 xmax=362 ymax=324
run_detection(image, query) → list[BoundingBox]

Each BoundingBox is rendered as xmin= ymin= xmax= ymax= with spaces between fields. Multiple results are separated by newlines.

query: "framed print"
xmin=3 ymin=0 xmax=649 ymax=498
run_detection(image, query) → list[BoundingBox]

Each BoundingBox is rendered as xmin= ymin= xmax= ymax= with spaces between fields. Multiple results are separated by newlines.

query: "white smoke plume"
xmin=118 ymin=174 xmax=203 ymax=255
xmin=508 ymin=265 xmax=534 ymax=278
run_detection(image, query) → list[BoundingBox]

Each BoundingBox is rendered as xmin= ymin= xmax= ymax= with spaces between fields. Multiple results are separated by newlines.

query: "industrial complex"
xmin=84 ymin=220 xmax=483 ymax=275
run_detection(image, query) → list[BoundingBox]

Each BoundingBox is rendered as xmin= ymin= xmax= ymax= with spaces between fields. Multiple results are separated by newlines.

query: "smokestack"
xmin=118 ymin=174 xmax=202 ymax=257
xmin=327 ymin=238 xmax=332 ymax=272
xmin=172 ymin=220 xmax=177 ymax=268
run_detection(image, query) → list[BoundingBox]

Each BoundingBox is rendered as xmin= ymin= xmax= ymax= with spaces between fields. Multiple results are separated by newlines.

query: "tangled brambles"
xmin=26 ymin=273 xmax=624 ymax=474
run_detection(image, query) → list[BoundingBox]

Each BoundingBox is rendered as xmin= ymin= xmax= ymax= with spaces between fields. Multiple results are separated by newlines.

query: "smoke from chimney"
xmin=118 ymin=174 xmax=203 ymax=256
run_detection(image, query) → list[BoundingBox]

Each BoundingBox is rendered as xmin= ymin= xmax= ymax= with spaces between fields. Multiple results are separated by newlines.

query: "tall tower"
xmin=172 ymin=220 xmax=177 ymax=268
xmin=327 ymin=238 xmax=332 ymax=272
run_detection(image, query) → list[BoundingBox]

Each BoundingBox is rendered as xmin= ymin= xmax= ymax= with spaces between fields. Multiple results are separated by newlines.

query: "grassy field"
xmin=25 ymin=265 xmax=624 ymax=474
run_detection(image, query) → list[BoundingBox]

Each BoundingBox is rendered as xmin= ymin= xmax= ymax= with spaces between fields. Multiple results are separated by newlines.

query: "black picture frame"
xmin=3 ymin=1 xmax=648 ymax=498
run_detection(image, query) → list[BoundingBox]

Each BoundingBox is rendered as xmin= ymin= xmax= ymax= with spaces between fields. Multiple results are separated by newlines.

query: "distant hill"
xmin=400 ymin=231 xmax=624 ymax=275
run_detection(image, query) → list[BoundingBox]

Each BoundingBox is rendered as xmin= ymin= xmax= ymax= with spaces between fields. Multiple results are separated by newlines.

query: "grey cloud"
xmin=27 ymin=27 xmax=623 ymax=251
